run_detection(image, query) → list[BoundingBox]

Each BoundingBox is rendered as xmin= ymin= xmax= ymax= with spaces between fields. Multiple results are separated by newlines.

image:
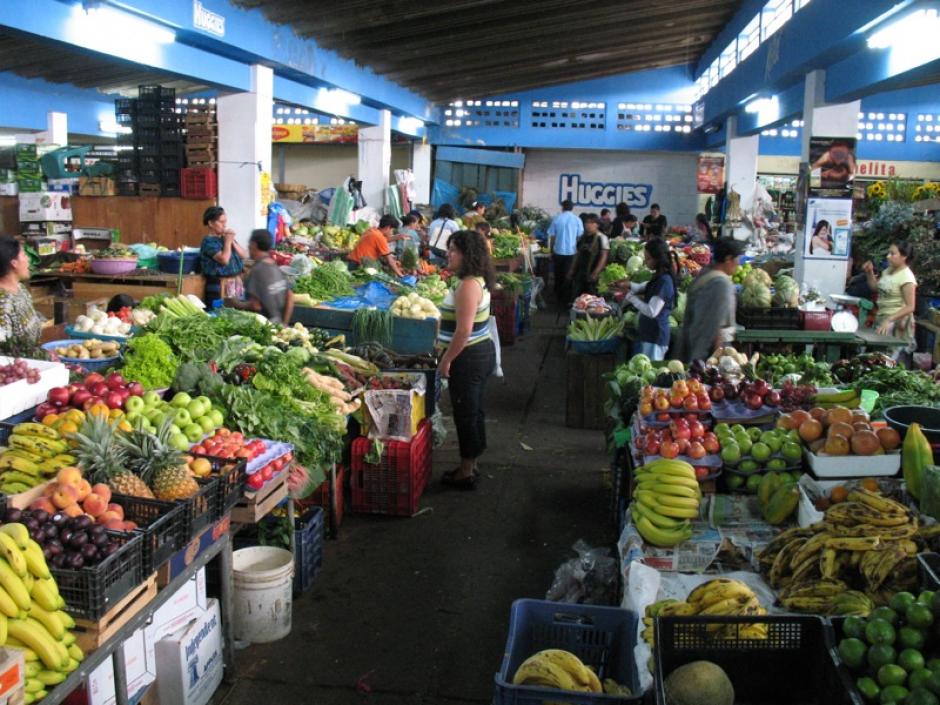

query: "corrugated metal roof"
xmin=233 ymin=0 xmax=743 ymax=101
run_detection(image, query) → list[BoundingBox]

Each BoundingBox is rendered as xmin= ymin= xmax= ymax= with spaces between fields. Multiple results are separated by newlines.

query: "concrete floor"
xmin=214 ymin=309 xmax=613 ymax=705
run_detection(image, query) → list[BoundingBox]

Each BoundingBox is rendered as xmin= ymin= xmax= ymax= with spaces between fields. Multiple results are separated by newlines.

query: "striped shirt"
xmin=437 ymin=277 xmax=491 ymax=348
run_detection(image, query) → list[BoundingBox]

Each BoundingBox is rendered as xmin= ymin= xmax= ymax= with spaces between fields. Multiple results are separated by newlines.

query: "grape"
xmin=0 ymin=361 xmax=40 ymax=386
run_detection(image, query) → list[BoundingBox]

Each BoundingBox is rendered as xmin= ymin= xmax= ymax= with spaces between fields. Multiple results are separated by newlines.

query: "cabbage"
xmin=628 ymin=353 xmax=652 ymax=374
xmin=672 ymin=291 xmax=687 ymax=324
xmin=289 ymin=256 xmax=315 ymax=278
xmin=667 ymin=360 xmax=685 ymax=374
xmin=773 ymin=275 xmax=800 ymax=307
xmin=598 ymin=264 xmax=628 ymax=294
xmin=626 ymin=255 xmax=645 ymax=273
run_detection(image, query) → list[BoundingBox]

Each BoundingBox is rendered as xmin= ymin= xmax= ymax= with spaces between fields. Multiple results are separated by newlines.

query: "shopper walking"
xmin=569 ymin=214 xmax=610 ymax=298
xmin=676 ymin=238 xmax=744 ymax=363
xmin=625 ymin=238 xmax=679 ymax=361
xmin=547 ymin=199 xmax=583 ymax=307
xmin=438 ymin=230 xmax=496 ymax=490
xmin=864 ymin=241 xmax=917 ymax=356
xmin=641 ymin=204 xmax=668 ymax=239
xmin=427 ymin=204 xmax=461 ymax=264
xmin=199 ymin=206 xmax=246 ymax=305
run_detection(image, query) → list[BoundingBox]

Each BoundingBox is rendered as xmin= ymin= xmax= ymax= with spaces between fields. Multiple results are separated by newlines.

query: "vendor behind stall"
xmin=200 ymin=206 xmax=247 ymax=305
xmin=0 ymin=235 xmax=44 ymax=355
xmin=226 ymin=229 xmax=294 ymax=324
xmin=347 ymin=215 xmax=405 ymax=277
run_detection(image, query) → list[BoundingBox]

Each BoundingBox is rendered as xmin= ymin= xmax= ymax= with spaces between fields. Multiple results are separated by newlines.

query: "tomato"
xmin=261 ymin=465 xmax=274 ymax=481
xmin=230 ymin=432 xmax=244 ymax=443
xmin=192 ymin=444 xmax=207 ymax=455
xmin=246 ymin=473 xmax=264 ymax=490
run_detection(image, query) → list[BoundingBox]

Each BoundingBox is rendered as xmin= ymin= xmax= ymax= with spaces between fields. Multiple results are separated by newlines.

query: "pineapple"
xmin=121 ymin=419 xmax=199 ymax=501
xmin=73 ymin=414 xmax=154 ymax=499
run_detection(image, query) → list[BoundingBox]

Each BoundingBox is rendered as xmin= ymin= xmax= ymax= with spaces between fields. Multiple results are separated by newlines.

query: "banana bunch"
xmin=811 ymin=388 xmax=861 ymax=409
xmin=630 ymin=459 xmax=701 ymax=547
xmin=642 ymin=580 xmax=769 ymax=648
xmin=757 ymin=488 xmax=919 ymax=614
xmin=566 ymin=315 xmax=624 ymax=342
xmin=0 ymin=523 xmax=84 ymax=703
xmin=512 ymin=649 xmax=602 ymax=693
xmin=0 ymin=425 xmax=75 ymax=495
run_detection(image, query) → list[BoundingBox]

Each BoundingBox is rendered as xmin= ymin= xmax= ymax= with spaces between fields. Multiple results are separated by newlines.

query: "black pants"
xmin=552 ymin=253 xmax=575 ymax=306
xmin=448 ymin=339 xmax=496 ymax=460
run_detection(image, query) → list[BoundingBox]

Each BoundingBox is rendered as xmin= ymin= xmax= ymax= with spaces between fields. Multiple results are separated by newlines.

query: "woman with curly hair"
xmin=438 ymin=230 xmax=496 ymax=490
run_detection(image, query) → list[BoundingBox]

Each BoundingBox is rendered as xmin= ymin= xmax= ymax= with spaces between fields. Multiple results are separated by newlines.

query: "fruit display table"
xmin=734 ymin=327 xmax=905 ymax=361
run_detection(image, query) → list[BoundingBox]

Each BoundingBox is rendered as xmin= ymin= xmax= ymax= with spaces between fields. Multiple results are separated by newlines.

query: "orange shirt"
xmin=348 ymin=228 xmax=391 ymax=264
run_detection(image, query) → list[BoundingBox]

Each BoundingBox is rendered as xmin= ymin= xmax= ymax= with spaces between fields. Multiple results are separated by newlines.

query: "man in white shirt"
xmin=547 ymin=199 xmax=583 ymax=307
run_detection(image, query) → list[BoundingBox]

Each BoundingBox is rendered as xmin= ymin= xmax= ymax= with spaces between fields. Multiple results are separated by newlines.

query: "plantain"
xmin=790 ymin=533 xmax=831 ymax=570
xmin=769 ymin=538 xmax=806 ymax=587
xmin=819 ymin=548 xmax=839 ymax=580
xmin=825 ymin=536 xmax=881 ymax=551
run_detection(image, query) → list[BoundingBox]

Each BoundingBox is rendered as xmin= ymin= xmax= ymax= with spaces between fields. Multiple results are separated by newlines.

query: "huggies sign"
xmin=558 ymin=173 xmax=653 ymax=208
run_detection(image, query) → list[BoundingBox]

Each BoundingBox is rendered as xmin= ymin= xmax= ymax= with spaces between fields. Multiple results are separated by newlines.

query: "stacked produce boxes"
xmin=113 ymin=85 xmax=183 ymax=197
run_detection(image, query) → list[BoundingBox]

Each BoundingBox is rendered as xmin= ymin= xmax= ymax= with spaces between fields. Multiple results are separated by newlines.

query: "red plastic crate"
xmin=492 ymin=288 xmax=517 ymax=346
xmin=180 ymin=166 xmax=217 ymax=199
xmin=350 ymin=421 xmax=432 ymax=516
xmin=303 ymin=464 xmax=346 ymax=530
xmin=802 ymin=309 xmax=833 ymax=331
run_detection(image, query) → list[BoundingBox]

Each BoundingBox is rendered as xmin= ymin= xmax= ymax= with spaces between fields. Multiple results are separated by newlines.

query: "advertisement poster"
xmin=271 ymin=124 xmax=359 ymax=144
xmin=803 ymin=198 xmax=852 ymax=259
xmin=809 ymin=137 xmax=857 ymax=197
xmin=696 ymin=155 xmax=725 ymax=194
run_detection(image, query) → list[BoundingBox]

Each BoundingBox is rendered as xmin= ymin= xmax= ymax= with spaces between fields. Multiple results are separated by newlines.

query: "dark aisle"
xmin=214 ymin=309 xmax=613 ymax=704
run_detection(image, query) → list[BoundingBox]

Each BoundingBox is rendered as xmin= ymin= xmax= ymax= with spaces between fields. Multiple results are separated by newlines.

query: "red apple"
xmin=765 ymin=390 xmax=782 ymax=407
xmin=105 ymin=391 xmax=124 ymax=410
xmin=106 ymin=372 xmax=125 ymax=390
xmin=247 ymin=473 xmax=264 ymax=490
xmin=697 ymin=394 xmax=712 ymax=410
xmin=660 ymin=440 xmax=679 ymax=459
xmin=688 ymin=441 xmax=706 ymax=460
xmin=684 ymin=413 xmax=699 ymax=422
xmin=83 ymin=397 xmax=104 ymax=411
xmin=48 ymin=387 xmax=70 ymax=406
xmin=90 ymin=382 xmax=109 ymax=398
xmin=675 ymin=438 xmax=690 ymax=455
xmin=645 ymin=438 xmax=661 ymax=456
xmin=670 ymin=423 xmax=691 ymax=441
xmin=694 ymin=466 xmax=710 ymax=481
xmin=34 ymin=402 xmax=57 ymax=420
xmin=71 ymin=388 xmax=92 ymax=408
xmin=753 ymin=378 xmax=770 ymax=397
xmin=703 ymin=435 xmax=720 ymax=454
xmin=709 ymin=385 xmax=725 ymax=402
xmin=683 ymin=395 xmax=699 ymax=411
xmin=656 ymin=412 xmax=671 ymax=422
xmin=688 ymin=420 xmax=705 ymax=439
xmin=126 ymin=382 xmax=144 ymax=397
xmin=745 ymin=393 xmax=763 ymax=411
xmin=84 ymin=373 xmax=105 ymax=389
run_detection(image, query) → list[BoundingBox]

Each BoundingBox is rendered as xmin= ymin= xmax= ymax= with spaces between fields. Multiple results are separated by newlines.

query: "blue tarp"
xmin=327 ymin=281 xmax=399 ymax=310
xmin=430 ymin=178 xmax=517 ymax=214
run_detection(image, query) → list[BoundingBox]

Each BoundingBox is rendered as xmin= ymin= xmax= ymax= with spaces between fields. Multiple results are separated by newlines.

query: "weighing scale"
xmin=829 ymin=294 xmax=874 ymax=332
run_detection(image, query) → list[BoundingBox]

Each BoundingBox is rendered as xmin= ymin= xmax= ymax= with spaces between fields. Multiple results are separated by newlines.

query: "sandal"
xmin=442 ymin=468 xmax=478 ymax=490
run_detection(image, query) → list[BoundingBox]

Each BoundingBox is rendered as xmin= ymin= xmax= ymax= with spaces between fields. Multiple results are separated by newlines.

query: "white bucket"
xmin=232 ymin=546 xmax=295 ymax=643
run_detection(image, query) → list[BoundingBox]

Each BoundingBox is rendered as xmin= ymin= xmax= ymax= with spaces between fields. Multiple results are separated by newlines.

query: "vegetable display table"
xmin=291 ymin=305 xmax=439 ymax=355
xmin=734 ymin=327 xmax=905 ymax=361
xmin=39 ymin=270 xmax=205 ymax=314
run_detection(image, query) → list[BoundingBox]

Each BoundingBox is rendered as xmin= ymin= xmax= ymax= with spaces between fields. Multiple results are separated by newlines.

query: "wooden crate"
xmin=138 ymin=183 xmax=161 ymax=197
xmin=231 ymin=470 xmax=288 ymax=524
xmin=565 ymin=351 xmax=617 ymax=430
xmin=184 ymin=126 xmax=216 ymax=140
xmin=291 ymin=305 xmax=439 ymax=355
xmin=72 ymin=572 xmax=157 ymax=653
xmin=183 ymin=112 xmax=217 ymax=127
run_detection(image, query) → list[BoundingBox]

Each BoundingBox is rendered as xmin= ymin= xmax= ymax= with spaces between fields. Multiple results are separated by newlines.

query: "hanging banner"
xmin=696 ymin=154 xmax=725 ymax=194
xmin=271 ymin=124 xmax=359 ymax=144
xmin=808 ymin=137 xmax=857 ymax=197
xmin=803 ymin=198 xmax=852 ymax=260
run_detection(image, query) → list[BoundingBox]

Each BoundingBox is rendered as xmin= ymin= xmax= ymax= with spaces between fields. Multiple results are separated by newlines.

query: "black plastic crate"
xmin=136 ymin=143 xmax=161 ymax=158
xmin=918 ymin=551 xmax=940 ymax=589
xmin=294 ymin=506 xmax=324 ymax=594
xmin=117 ymin=181 xmax=138 ymax=196
xmin=134 ymin=113 xmax=180 ymax=129
xmin=138 ymin=85 xmax=175 ymax=100
xmin=162 ymin=142 xmax=184 ymax=158
xmin=160 ymin=167 xmax=180 ymax=183
xmin=138 ymin=155 xmax=160 ymax=171
xmin=110 ymin=494 xmax=188 ymax=574
xmin=134 ymin=126 xmax=182 ymax=143
xmin=737 ymin=306 xmax=802 ymax=330
xmin=51 ymin=531 xmax=144 ymax=620
xmin=190 ymin=454 xmax=246 ymax=515
xmin=139 ymin=168 xmax=160 ymax=183
xmin=177 ymin=476 xmax=220 ymax=539
xmin=655 ymin=616 xmax=853 ymax=705
xmin=160 ymin=153 xmax=184 ymax=170
xmin=161 ymin=183 xmax=181 ymax=198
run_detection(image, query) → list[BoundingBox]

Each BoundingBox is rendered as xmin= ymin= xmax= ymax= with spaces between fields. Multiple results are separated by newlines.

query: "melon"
xmin=743 ymin=268 xmax=772 ymax=289
xmin=664 ymin=661 xmax=735 ymax=705
xmin=741 ymin=283 xmax=772 ymax=309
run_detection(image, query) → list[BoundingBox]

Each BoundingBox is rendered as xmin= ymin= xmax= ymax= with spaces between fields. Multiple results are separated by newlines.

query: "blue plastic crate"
xmin=494 ymin=599 xmax=641 ymax=705
xmin=294 ymin=506 xmax=324 ymax=595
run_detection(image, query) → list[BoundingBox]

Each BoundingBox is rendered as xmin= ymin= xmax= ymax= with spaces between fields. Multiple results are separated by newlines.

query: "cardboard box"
xmin=79 ymin=176 xmax=117 ymax=197
xmin=144 ymin=567 xmax=207 ymax=670
xmin=154 ymin=599 xmax=223 ymax=705
xmin=18 ymin=191 xmax=72 ymax=222
xmin=803 ymin=446 xmax=900 ymax=478
xmin=157 ymin=516 xmax=229 ymax=587
xmin=0 ymin=184 xmax=17 ymax=197
xmin=84 ymin=627 xmax=155 ymax=705
xmin=0 ymin=649 xmax=24 ymax=705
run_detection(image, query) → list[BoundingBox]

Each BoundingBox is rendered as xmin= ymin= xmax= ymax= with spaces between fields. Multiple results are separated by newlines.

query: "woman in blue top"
xmin=199 ymin=206 xmax=247 ymax=305
xmin=625 ymin=238 xmax=678 ymax=361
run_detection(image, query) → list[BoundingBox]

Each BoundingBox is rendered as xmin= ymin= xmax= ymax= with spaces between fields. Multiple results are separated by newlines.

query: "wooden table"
xmin=917 ymin=318 xmax=940 ymax=362
xmin=734 ymin=327 xmax=905 ymax=361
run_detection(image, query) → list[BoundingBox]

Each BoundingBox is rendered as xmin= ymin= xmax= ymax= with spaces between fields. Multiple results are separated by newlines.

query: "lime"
xmin=909 ymin=604 xmax=936 ymax=630
xmin=840 ymin=638 xmax=868 ymax=670
xmin=867 ymin=619 xmax=898 ymax=646
xmin=930 ymin=592 xmax=940 ymax=619
xmin=892 ymin=592 xmax=917 ymax=614
xmin=857 ymin=677 xmax=881 ymax=703
xmin=869 ymin=644 xmax=898 ymax=671
xmin=880 ymin=685 xmax=909 ymax=704
xmin=879 ymin=664 xmax=909 ymax=688
xmin=912 ymin=670 xmax=935 ymax=692
xmin=900 ymin=650 xmax=927 ymax=674
xmin=845 ymin=616 xmax=869 ymax=640
xmin=919 ymin=591 xmax=936 ymax=606
xmin=899 ymin=627 xmax=927 ymax=651
xmin=909 ymin=689 xmax=940 ymax=705
xmin=928 ymin=671 xmax=940 ymax=696
xmin=928 ymin=658 xmax=940 ymax=673
xmin=872 ymin=607 xmax=900 ymax=626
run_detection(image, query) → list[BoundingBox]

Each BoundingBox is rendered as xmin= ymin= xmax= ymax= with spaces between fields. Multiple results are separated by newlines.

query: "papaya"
xmin=763 ymin=482 xmax=799 ymax=525
xmin=902 ymin=422 xmax=931 ymax=500
xmin=757 ymin=472 xmax=783 ymax=511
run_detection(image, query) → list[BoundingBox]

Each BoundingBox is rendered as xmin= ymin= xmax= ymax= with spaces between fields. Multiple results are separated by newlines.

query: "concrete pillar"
xmin=724 ymin=115 xmax=760 ymax=241
xmin=412 ymin=141 xmax=431 ymax=204
xmin=217 ymin=64 xmax=273 ymax=246
xmin=794 ymin=69 xmax=861 ymax=297
xmin=357 ymin=109 xmax=392 ymax=213
xmin=46 ymin=113 xmax=67 ymax=145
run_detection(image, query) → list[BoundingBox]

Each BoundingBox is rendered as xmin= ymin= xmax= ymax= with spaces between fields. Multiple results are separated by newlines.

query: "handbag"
xmin=430 ymin=219 xmax=452 ymax=257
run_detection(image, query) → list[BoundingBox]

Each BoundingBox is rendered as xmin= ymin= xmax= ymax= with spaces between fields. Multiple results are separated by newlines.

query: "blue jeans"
xmin=634 ymin=341 xmax=668 ymax=361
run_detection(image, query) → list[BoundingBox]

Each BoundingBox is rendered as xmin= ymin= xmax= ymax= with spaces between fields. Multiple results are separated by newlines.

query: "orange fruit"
xmin=42 ymin=414 xmax=59 ymax=427
xmin=830 ymin=486 xmax=849 ymax=503
xmin=861 ymin=478 xmax=880 ymax=493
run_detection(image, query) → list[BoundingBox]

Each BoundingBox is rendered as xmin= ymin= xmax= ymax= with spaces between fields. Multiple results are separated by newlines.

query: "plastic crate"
xmin=109 ymin=494 xmax=188 ymax=574
xmin=138 ymin=85 xmax=175 ymax=100
xmin=156 ymin=250 xmax=200 ymax=274
xmin=51 ymin=531 xmax=144 ymax=620
xmin=180 ymin=167 xmax=218 ymax=199
xmin=117 ymin=180 xmax=138 ymax=196
xmin=494 ymin=599 xmax=641 ymax=705
xmin=293 ymin=506 xmax=325 ymax=594
xmin=918 ymin=552 xmax=940 ymax=590
xmin=569 ymin=338 xmax=622 ymax=355
xmin=737 ymin=306 xmax=802 ymax=330
xmin=492 ymin=289 xmax=518 ymax=346
xmin=516 ymin=292 xmax=532 ymax=335
xmin=161 ymin=183 xmax=181 ymax=198
xmin=134 ymin=113 xmax=180 ymax=129
xmin=308 ymin=464 xmax=346 ymax=532
xmin=177 ymin=476 xmax=220 ymax=539
xmin=655 ymin=615 xmax=852 ymax=705
xmin=350 ymin=420 xmax=432 ymax=516
xmin=802 ymin=309 xmax=833 ymax=331
xmin=189 ymin=454 xmax=246 ymax=514
xmin=160 ymin=153 xmax=184 ymax=171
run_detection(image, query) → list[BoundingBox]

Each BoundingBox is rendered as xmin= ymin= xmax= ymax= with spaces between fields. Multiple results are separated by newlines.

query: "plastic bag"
xmin=921 ymin=465 xmax=940 ymax=521
xmin=546 ymin=540 xmax=618 ymax=605
xmin=487 ymin=317 xmax=503 ymax=378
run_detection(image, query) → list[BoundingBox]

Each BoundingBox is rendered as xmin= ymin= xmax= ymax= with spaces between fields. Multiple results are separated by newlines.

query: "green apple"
xmin=143 ymin=391 xmax=162 ymax=408
xmin=171 ymin=392 xmax=192 ymax=409
xmin=765 ymin=435 xmax=783 ymax=453
xmin=747 ymin=427 xmax=763 ymax=442
xmin=208 ymin=409 xmax=224 ymax=427
xmin=183 ymin=423 xmax=204 ymax=442
xmin=787 ymin=430 xmax=801 ymax=445
xmin=731 ymin=424 xmax=746 ymax=436
xmin=125 ymin=396 xmax=145 ymax=414
xmin=767 ymin=458 xmax=788 ymax=471
xmin=726 ymin=474 xmax=744 ymax=491
xmin=169 ymin=424 xmax=183 ymax=437
xmin=714 ymin=423 xmax=731 ymax=436
xmin=187 ymin=399 xmax=206 ymax=420
xmin=782 ymin=442 xmax=803 ymax=462
xmin=173 ymin=409 xmax=192 ymax=427
xmin=739 ymin=459 xmax=760 ymax=474
xmin=720 ymin=443 xmax=741 ymax=465
xmin=170 ymin=433 xmax=190 ymax=451
xmin=751 ymin=442 xmax=772 ymax=463
xmin=146 ymin=409 xmax=164 ymax=424
xmin=746 ymin=474 xmax=763 ymax=493
xmin=198 ymin=415 xmax=215 ymax=433
xmin=736 ymin=437 xmax=753 ymax=455
xmin=196 ymin=396 xmax=212 ymax=409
